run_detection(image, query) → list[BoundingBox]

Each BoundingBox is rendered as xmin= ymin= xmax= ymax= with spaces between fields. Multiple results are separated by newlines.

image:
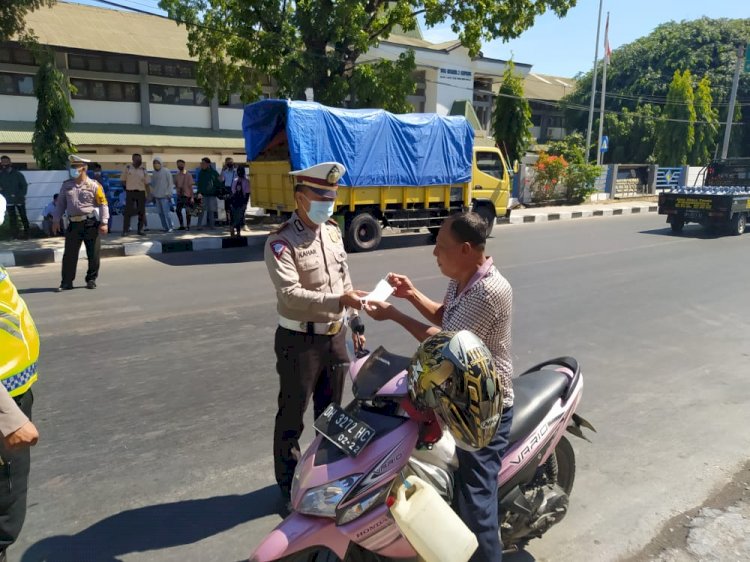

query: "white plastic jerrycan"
xmin=389 ymin=475 xmax=478 ymax=562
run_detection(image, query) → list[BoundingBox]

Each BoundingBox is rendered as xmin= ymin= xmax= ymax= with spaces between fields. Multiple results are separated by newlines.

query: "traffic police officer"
xmin=52 ymin=155 xmax=110 ymax=291
xmin=264 ymin=162 xmax=365 ymax=506
xmin=0 ymin=194 xmax=40 ymax=562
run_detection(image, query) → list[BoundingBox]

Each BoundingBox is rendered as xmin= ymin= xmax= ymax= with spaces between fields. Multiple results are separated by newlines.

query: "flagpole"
xmin=586 ymin=0 xmax=604 ymax=163
xmin=596 ymin=12 xmax=610 ymax=166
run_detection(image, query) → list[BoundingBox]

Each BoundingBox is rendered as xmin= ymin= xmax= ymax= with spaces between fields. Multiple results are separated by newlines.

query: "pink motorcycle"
xmin=250 ymin=346 xmax=595 ymax=561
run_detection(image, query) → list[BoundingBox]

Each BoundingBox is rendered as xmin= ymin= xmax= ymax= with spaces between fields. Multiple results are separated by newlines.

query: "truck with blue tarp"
xmin=242 ymin=100 xmax=511 ymax=252
xmin=658 ymin=158 xmax=750 ymax=235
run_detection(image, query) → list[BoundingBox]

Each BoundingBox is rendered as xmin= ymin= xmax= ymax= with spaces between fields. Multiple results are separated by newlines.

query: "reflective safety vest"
xmin=0 ymin=267 xmax=39 ymax=397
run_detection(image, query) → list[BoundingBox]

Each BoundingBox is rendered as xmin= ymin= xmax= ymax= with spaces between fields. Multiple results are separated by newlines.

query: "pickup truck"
xmin=242 ymin=100 xmax=512 ymax=252
xmin=658 ymin=159 xmax=750 ymax=235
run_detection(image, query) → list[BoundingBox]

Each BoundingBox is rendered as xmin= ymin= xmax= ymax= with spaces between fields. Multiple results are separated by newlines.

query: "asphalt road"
xmin=7 ymin=215 xmax=750 ymax=562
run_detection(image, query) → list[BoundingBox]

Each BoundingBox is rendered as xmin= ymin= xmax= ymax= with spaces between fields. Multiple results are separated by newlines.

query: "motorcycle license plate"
xmin=314 ymin=403 xmax=375 ymax=457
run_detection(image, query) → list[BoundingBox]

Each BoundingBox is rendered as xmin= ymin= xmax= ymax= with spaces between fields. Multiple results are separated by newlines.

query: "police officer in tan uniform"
xmin=52 ymin=155 xmax=109 ymax=291
xmin=264 ymin=161 xmax=365 ymax=507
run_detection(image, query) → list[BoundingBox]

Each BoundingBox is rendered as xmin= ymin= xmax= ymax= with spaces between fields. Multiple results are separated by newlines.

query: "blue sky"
xmin=69 ymin=0 xmax=747 ymax=77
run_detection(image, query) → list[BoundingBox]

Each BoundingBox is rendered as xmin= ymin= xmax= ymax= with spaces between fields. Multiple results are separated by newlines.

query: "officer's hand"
xmin=4 ymin=421 xmax=39 ymax=450
xmin=363 ymin=300 xmax=395 ymax=321
xmin=352 ymin=332 xmax=366 ymax=352
xmin=99 ymin=224 xmax=108 ymax=235
xmin=387 ymin=273 xmax=416 ymax=299
xmin=340 ymin=291 xmax=362 ymax=310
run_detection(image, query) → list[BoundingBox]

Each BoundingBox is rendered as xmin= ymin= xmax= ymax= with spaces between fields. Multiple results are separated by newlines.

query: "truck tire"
xmin=730 ymin=212 xmax=746 ymax=236
xmin=474 ymin=204 xmax=496 ymax=237
xmin=345 ymin=212 xmax=382 ymax=252
xmin=670 ymin=217 xmax=685 ymax=234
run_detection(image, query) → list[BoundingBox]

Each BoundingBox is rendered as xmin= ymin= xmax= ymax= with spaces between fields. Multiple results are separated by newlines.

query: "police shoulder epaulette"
xmin=326 ymin=218 xmax=339 ymax=227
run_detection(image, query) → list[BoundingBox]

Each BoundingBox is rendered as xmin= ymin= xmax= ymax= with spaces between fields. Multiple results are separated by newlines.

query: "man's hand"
xmin=352 ymin=332 xmax=366 ymax=352
xmin=387 ymin=273 xmax=417 ymax=299
xmin=99 ymin=224 xmax=108 ymax=235
xmin=340 ymin=291 xmax=362 ymax=310
xmin=4 ymin=421 xmax=39 ymax=450
xmin=363 ymin=300 xmax=396 ymax=322
xmin=51 ymin=223 xmax=59 ymax=236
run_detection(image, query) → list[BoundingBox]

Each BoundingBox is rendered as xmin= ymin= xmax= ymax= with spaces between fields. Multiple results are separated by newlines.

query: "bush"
xmin=546 ymin=133 xmax=602 ymax=204
xmin=531 ymin=152 xmax=568 ymax=202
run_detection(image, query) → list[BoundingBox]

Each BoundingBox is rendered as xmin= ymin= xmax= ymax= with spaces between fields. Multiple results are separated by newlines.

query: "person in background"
xmin=229 ymin=165 xmax=250 ymax=238
xmin=89 ymin=163 xmax=115 ymax=232
xmin=0 ymin=156 xmax=29 ymax=240
xmin=121 ymin=153 xmax=150 ymax=236
xmin=0 ymin=193 xmax=41 ymax=562
xmin=41 ymin=194 xmax=64 ymax=237
xmin=150 ymin=157 xmax=175 ymax=233
xmin=220 ymin=157 xmax=237 ymax=227
xmin=195 ymin=157 xmax=221 ymax=230
xmin=174 ymin=159 xmax=194 ymax=231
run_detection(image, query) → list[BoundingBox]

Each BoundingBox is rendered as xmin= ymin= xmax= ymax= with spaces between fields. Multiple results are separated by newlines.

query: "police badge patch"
xmin=271 ymin=240 xmax=288 ymax=259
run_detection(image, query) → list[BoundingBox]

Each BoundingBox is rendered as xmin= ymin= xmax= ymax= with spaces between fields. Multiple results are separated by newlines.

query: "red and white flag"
xmin=604 ymin=13 xmax=612 ymax=62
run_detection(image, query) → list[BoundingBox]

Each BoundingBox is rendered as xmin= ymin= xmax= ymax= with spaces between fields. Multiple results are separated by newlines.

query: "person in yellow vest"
xmin=0 ymin=194 xmax=40 ymax=562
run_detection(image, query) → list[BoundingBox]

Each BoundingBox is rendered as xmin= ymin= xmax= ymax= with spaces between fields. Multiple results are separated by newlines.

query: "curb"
xmin=508 ymin=204 xmax=658 ymax=225
xmin=0 ymin=234 xmax=267 ymax=268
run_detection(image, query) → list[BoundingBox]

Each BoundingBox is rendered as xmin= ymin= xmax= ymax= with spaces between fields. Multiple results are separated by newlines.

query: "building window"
xmin=149 ymin=84 xmax=208 ymax=106
xmin=0 ymin=72 xmax=35 ymax=96
xmin=71 ymin=78 xmax=140 ymax=102
xmin=0 ymin=44 xmax=35 ymax=66
xmin=148 ymin=60 xmax=196 ymax=79
xmin=68 ymin=53 xmax=138 ymax=74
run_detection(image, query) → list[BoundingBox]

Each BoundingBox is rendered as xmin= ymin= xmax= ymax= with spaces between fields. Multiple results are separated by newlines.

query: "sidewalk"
xmin=1 ymin=198 xmax=661 ymax=268
xmin=508 ymin=197 xmax=658 ymax=224
xmin=0 ymin=225 xmax=272 ymax=268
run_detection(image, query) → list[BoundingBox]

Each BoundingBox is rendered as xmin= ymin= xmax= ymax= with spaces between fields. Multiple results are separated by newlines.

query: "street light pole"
xmin=596 ymin=12 xmax=610 ymax=166
xmin=585 ymin=0 xmax=604 ymax=163
xmin=721 ymin=45 xmax=744 ymax=160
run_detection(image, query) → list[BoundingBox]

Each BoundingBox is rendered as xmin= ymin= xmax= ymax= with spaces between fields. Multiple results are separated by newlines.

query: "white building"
xmin=0 ymin=2 xmax=536 ymax=168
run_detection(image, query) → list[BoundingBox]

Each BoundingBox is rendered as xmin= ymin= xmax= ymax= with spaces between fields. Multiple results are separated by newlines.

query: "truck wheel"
xmin=474 ymin=204 xmax=496 ymax=237
xmin=670 ymin=218 xmax=685 ymax=234
xmin=345 ymin=212 xmax=382 ymax=252
xmin=730 ymin=213 xmax=746 ymax=236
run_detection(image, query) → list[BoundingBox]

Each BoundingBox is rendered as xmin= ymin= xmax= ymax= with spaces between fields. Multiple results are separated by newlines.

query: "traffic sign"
xmin=600 ymin=135 xmax=609 ymax=152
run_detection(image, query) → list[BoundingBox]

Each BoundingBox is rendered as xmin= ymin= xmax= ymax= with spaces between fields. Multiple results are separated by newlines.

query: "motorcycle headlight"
xmin=298 ymin=475 xmax=361 ymax=518
xmin=336 ymin=482 xmax=392 ymax=525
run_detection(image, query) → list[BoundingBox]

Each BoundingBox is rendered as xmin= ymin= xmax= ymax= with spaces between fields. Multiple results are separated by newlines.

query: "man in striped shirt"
xmin=364 ymin=211 xmax=514 ymax=562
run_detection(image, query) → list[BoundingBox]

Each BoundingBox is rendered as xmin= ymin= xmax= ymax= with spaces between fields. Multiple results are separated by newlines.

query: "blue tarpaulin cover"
xmin=242 ymin=100 xmax=473 ymax=187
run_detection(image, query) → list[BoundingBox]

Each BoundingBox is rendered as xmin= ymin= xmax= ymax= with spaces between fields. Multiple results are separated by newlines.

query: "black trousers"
xmin=123 ymin=191 xmax=146 ymax=233
xmin=6 ymin=204 xmax=29 ymax=237
xmin=175 ymin=196 xmax=192 ymax=228
xmin=62 ymin=221 xmax=101 ymax=285
xmin=273 ymin=327 xmax=349 ymax=495
xmin=0 ymin=389 xmax=33 ymax=554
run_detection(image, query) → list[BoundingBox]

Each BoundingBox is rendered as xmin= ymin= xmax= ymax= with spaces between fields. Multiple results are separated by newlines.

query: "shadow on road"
xmin=20 ymin=485 xmax=279 ymax=562
xmin=17 ymin=287 xmax=65 ymax=295
xmin=639 ymin=226 xmax=728 ymax=239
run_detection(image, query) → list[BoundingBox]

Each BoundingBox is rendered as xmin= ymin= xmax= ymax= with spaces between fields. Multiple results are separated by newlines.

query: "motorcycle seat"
xmin=508 ymin=370 xmax=569 ymax=444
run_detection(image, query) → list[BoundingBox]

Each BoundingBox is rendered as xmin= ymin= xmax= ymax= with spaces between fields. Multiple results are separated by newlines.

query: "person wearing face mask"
xmin=0 ymin=156 xmax=29 ymax=240
xmin=150 ymin=157 xmax=175 ymax=233
xmin=264 ymin=162 xmax=366 ymax=512
xmin=121 ymin=153 xmax=150 ymax=236
xmin=52 ymin=155 xmax=109 ymax=291
xmin=174 ymin=159 xmax=195 ymax=230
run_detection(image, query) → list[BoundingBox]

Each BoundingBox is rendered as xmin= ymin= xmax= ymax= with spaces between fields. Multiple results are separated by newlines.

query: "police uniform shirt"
xmin=264 ymin=212 xmax=352 ymax=323
xmin=52 ymin=176 xmax=110 ymax=224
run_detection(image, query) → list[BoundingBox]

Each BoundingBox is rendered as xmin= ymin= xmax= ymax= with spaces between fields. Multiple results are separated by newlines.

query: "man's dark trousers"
xmin=273 ymin=327 xmax=348 ymax=496
xmin=123 ymin=190 xmax=146 ymax=233
xmin=6 ymin=204 xmax=29 ymax=238
xmin=62 ymin=221 xmax=101 ymax=285
xmin=0 ymin=390 xmax=33 ymax=557
xmin=454 ymin=405 xmax=514 ymax=562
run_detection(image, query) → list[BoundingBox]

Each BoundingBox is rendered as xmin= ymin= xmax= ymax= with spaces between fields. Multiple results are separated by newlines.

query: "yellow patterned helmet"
xmin=407 ymin=330 xmax=503 ymax=450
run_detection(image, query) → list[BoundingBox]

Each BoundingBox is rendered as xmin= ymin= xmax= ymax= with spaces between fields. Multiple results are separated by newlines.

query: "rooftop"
xmin=522 ymin=73 xmax=576 ymax=101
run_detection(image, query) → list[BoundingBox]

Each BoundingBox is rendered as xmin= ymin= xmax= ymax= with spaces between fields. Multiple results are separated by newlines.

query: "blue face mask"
xmin=306 ymin=198 xmax=335 ymax=225
xmin=69 ymin=167 xmax=82 ymax=179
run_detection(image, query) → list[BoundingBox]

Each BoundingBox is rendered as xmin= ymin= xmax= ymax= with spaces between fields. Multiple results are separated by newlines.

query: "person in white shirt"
xmin=42 ymin=194 xmax=64 ymax=237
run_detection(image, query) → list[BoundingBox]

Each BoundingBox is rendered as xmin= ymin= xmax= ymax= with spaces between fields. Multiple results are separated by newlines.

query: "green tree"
xmin=492 ymin=61 xmax=532 ymax=164
xmin=691 ymin=76 xmax=718 ymax=165
xmin=32 ymin=50 xmax=75 ymax=170
xmin=350 ymin=51 xmax=416 ymax=113
xmin=604 ymin=104 xmax=660 ymax=163
xmin=718 ymin=101 xmax=744 ymax=159
xmin=159 ymin=0 xmax=578 ymax=109
xmin=562 ymin=18 xmax=750 ymax=160
xmin=1 ymin=0 xmax=54 ymax=42
xmin=654 ymin=70 xmax=696 ymax=166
